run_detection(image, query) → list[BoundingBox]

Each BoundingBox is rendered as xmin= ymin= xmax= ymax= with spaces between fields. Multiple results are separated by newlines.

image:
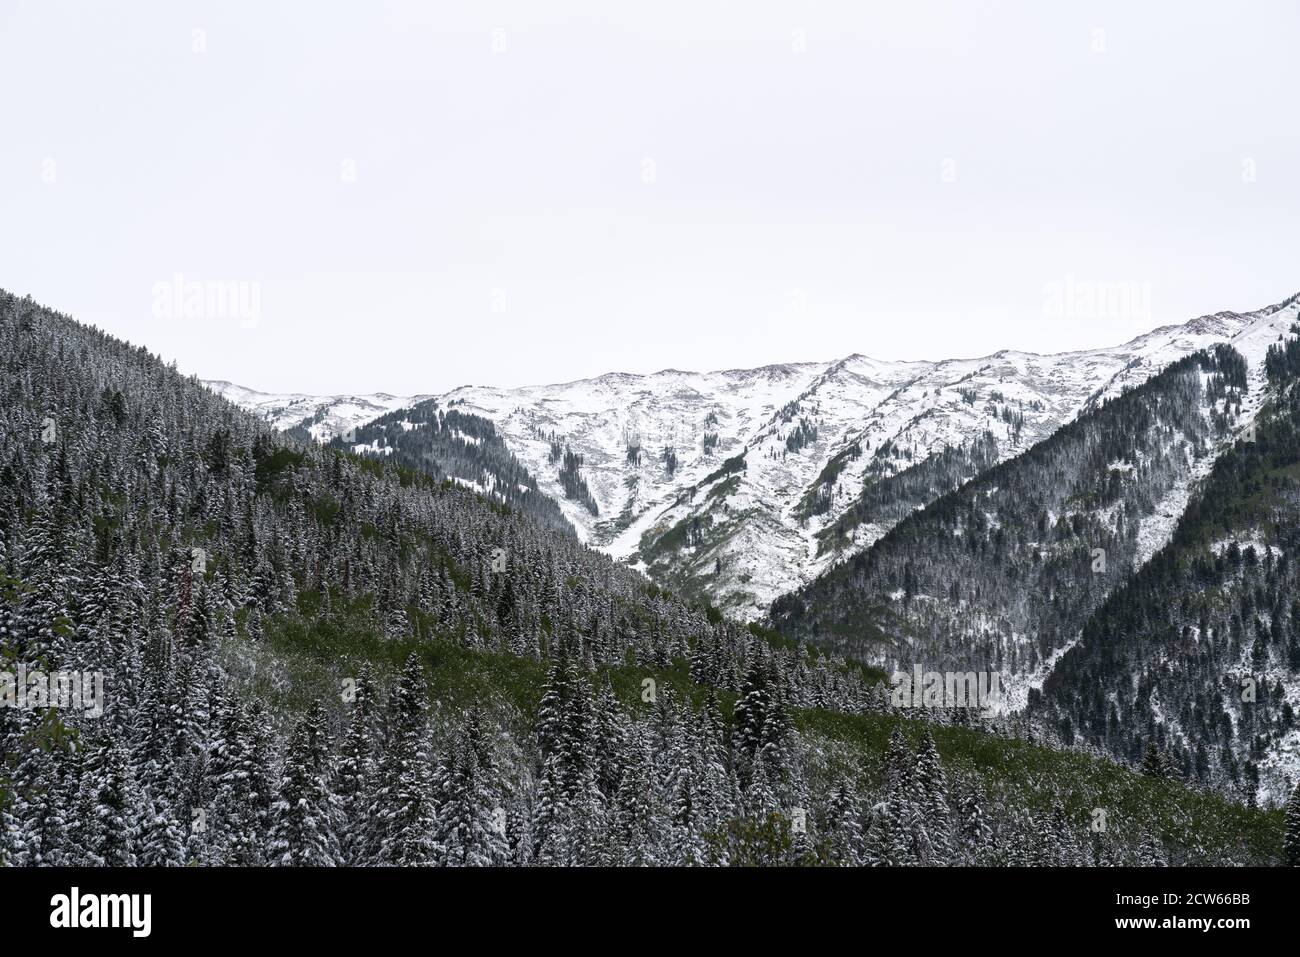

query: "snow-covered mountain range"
xmin=206 ymin=293 xmax=1300 ymax=620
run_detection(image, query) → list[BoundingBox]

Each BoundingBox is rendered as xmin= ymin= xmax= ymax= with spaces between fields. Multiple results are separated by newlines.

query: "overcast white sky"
xmin=2 ymin=1 xmax=1298 ymax=395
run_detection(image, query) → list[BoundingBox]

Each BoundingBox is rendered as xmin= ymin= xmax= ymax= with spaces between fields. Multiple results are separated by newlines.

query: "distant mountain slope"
xmin=1035 ymin=319 xmax=1300 ymax=801
xmin=208 ymin=293 xmax=1300 ymax=620
xmin=324 ymin=398 xmax=577 ymax=537
xmin=769 ymin=344 xmax=1253 ymax=678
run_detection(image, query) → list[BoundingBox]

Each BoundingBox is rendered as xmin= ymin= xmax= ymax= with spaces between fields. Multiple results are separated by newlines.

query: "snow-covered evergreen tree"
xmin=269 ymin=703 xmax=339 ymax=866
xmin=374 ymin=654 xmax=440 ymax=866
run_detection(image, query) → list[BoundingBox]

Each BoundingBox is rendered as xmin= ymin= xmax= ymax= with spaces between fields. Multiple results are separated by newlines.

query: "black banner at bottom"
xmin=0 ymin=866 xmax=1283 ymax=942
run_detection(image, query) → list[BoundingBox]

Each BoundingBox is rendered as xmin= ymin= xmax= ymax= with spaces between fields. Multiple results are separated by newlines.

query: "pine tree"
xmin=613 ymin=728 xmax=665 ymax=865
xmin=695 ymin=687 xmax=732 ymax=835
xmin=1136 ymin=828 xmax=1167 ymax=866
xmin=743 ymin=742 xmax=781 ymax=822
xmin=208 ymin=696 xmax=272 ymax=866
xmin=865 ymin=727 xmax=920 ymax=865
xmin=956 ymin=779 xmax=990 ymax=865
xmin=85 ymin=741 xmax=140 ymax=867
xmin=532 ymin=653 xmax=608 ymax=865
xmin=1141 ymin=742 xmax=1167 ymax=779
xmin=732 ymin=660 xmax=770 ymax=766
xmin=133 ymin=648 xmax=188 ymax=867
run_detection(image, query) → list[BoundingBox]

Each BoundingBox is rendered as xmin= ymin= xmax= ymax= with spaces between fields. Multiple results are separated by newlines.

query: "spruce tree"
xmin=269 ymin=705 xmax=339 ymax=866
xmin=86 ymin=741 xmax=140 ymax=867
xmin=913 ymin=728 xmax=953 ymax=863
xmin=375 ymin=653 xmax=439 ymax=865
xmin=335 ymin=664 xmax=378 ymax=864
xmin=434 ymin=709 xmax=507 ymax=866
xmin=825 ymin=777 xmax=863 ymax=866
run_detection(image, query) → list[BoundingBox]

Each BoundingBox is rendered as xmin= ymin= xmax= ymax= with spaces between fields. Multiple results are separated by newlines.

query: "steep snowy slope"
xmin=438 ymin=357 xmax=927 ymax=616
xmin=1037 ymin=314 xmax=1300 ymax=801
xmin=807 ymin=304 xmax=1294 ymax=572
xmin=771 ymin=344 xmax=1255 ymax=671
xmin=207 ymin=293 xmax=1299 ymax=620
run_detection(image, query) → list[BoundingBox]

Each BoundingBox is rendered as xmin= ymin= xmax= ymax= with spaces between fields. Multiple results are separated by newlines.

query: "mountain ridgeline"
xmin=1 ymin=289 xmax=1284 ymax=866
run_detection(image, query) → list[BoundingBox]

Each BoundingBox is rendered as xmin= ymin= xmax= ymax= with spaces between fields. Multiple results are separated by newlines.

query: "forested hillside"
xmin=810 ymin=431 xmax=1002 ymax=555
xmin=1037 ymin=324 xmax=1300 ymax=800
xmin=770 ymin=347 xmax=1250 ymax=685
xmin=0 ymin=291 xmax=1283 ymax=866
xmin=325 ymin=398 xmax=577 ymax=536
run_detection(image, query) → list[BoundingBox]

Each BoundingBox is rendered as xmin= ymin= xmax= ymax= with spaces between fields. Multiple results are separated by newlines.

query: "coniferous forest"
xmin=1 ymin=290 xmax=1296 ymax=868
